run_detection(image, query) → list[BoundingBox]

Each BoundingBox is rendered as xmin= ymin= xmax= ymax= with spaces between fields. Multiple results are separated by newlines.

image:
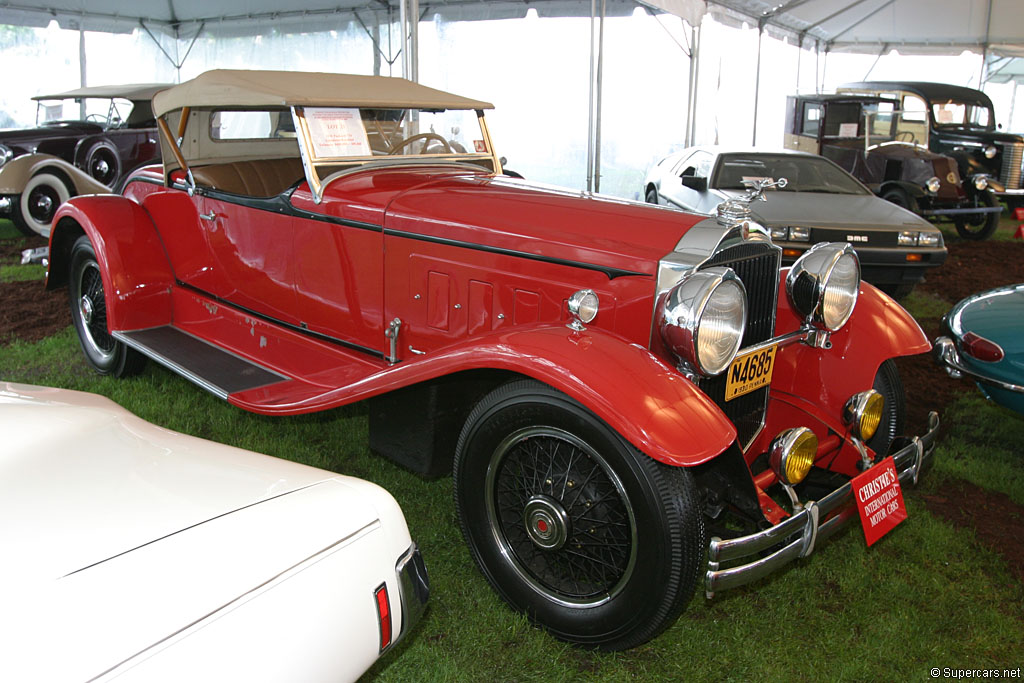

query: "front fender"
xmin=47 ymin=195 xmax=174 ymax=332
xmin=233 ymin=324 xmax=738 ymax=467
xmin=769 ymin=276 xmax=929 ymax=428
xmin=879 ymin=179 xmax=927 ymax=199
xmin=0 ymin=153 xmax=109 ymax=195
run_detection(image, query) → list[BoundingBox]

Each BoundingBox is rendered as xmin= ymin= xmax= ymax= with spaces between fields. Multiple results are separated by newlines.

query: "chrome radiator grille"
xmin=698 ymin=242 xmax=781 ymax=448
xmin=1002 ymin=142 xmax=1024 ymax=189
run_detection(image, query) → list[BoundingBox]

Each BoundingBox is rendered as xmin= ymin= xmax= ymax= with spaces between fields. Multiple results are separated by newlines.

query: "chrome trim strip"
xmin=705 ymin=411 xmax=940 ymax=596
xmin=934 ymin=336 xmax=1024 ymax=393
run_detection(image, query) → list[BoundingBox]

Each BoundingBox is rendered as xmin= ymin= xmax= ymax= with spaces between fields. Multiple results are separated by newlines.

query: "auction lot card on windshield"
xmin=851 ymin=456 xmax=907 ymax=546
xmin=304 ymin=107 xmax=371 ymax=158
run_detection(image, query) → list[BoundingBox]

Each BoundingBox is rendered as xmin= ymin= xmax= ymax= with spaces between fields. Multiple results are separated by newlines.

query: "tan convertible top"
xmin=153 ymin=69 xmax=494 ymax=116
xmin=33 ymin=83 xmax=170 ymax=102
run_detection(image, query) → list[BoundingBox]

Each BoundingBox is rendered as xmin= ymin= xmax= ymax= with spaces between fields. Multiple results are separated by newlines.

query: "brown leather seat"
xmin=191 ymin=158 xmax=305 ymax=197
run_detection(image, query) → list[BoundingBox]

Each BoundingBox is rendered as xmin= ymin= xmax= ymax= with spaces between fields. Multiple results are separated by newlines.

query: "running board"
xmin=115 ymin=326 xmax=289 ymax=399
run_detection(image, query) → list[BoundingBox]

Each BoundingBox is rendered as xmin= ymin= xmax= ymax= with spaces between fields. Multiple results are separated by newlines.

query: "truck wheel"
xmin=69 ymin=235 xmax=145 ymax=377
xmin=882 ymin=187 xmax=919 ymax=215
xmin=12 ymin=173 xmax=70 ymax=238
xmin=453 ymin=379 xmax=704 ymax=651
xmin=954 ymin=191 xmax=1001 ymax=240
xmin=867 ymin=359 xmax=905 ymax=457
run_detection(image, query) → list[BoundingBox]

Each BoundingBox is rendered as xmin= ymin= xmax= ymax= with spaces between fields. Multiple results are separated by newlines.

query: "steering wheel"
xmin=388 ymin=132 xmax=452 ymax=155
xmin=894 ymin=130 xmax=914 ymax=143
xmin=85 ymin=114 xmax=107 ymax=124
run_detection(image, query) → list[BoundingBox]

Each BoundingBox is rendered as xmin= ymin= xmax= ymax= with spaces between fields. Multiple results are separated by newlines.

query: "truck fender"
xmin=770 ymin=276 xmax=928 ymax=426
xmin=47 ymin=195 xmax=174 ymax=332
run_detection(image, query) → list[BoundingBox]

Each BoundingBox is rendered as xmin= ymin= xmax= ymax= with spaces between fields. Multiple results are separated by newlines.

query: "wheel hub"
xmin=94 ymin=159 xmax=110 ymax=176
xmin=523 ymin=495 xmax=571 ymax=551
xmin=80 ymin=295 xmax=94 ymax=325
xmin=34 ymin=193 xmax=53 ymax=213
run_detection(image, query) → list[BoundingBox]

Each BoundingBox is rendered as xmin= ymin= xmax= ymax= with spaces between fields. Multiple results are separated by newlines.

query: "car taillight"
xmin=375 ymin=583 xmax=392 ymax=651
xmin=962 ymin=332 xmax=1004 ymax=362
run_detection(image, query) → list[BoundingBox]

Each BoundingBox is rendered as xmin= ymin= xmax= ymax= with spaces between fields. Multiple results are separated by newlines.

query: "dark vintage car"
xmin=840 ymin=81 xmax=1024 ymax=213
xmin=935 ymin=283 xmax=1024 ymax=415
xmin=0 ymin=83 xmax=167 ymax=236
xmin=643 ymin=147 xmax=947 ymax=298
xmin=785 ymin=93 xmax=1002 ymax=239
xmin=47 ymin=69 xmax=939 ymax=651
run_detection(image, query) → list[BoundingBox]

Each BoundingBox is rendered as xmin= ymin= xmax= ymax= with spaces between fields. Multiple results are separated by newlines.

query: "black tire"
xmin=645 ymin=186 xmax=658 ymax=204
xmin=68 ymin=235 xmax=145 ymax=377
xmin=882 ymin=187 xmax=919 ymax=215
xmin=85 ymin=142 xmax=121 ymax=186
xmin=11 ymin=173 xmax=71 ymax=238
xmin=867 ymin=359 xmax=905 ymax=457
xmin=954 ymin=191 xmax=1001 ymax=240
xmin=453 ymin=379 xmax=704 ymax=651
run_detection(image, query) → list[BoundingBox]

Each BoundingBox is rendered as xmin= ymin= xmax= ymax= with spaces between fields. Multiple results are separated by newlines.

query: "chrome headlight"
xmin=786 ymin=243 xmax=860 ymax=331
xmin=926 ymin=176 xmax=941 ymax=194
xmin=0 ymin=144 xmax=11 ymax=168
xmin=973 ymin=174 xmax=989 ymax=191
xmin=660 ymin=267 xmax=747 ymax=376
xmin=566 ymin=289 xmax=599 ymax=329
xmin=984 ymin=144 xmax=998 ymax=159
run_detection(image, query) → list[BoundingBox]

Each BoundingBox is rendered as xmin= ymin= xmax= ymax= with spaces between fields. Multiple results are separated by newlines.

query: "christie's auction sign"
xmin=851 ymin=456 xmax=907 ymax=546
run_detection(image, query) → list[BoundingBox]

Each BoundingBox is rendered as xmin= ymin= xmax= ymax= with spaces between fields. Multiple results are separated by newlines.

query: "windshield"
xmin=931 ymin=100 xmax=994 ymax=130
xmin=35 ymin=97 xmax=131 ymax=127
xmin=712 ymin=154 xmax=868 ymax=196
xmin=214 ymin=107 xmax=491 ymax=159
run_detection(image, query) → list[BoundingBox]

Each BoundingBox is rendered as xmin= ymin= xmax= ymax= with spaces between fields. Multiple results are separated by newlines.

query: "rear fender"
xmin=47 ymin=195 xmax=174 ymax=331
xmin=769 ymin=277 xmax=928 ymax=428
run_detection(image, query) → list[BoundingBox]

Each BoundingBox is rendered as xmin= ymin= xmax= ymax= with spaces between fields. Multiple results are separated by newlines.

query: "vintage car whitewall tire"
xmin=12 ymin=173 xmax=71 ymax=238
xmin=69 ymin=235 xmax=146 ymax=377
xmin=954 ymin=191 xmax=1001 ymax=241
xmin=453 ymin=379 xmax=705 ymax=651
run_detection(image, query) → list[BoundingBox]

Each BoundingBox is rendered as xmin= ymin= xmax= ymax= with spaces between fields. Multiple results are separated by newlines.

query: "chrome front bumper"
xmin=705 ymin=411 xmax=940 ymax=597
xmin=934 ymin=336 xmax=1024 ymax=394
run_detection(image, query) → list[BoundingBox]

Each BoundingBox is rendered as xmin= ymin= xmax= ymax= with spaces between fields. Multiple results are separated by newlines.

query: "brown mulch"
xmin=2 ymin=231 xmax=1024 ymax=581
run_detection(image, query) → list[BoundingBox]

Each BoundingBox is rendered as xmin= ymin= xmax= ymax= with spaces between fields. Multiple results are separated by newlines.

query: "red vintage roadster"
xmin=47 ymin=69 xmax=939 ymax=651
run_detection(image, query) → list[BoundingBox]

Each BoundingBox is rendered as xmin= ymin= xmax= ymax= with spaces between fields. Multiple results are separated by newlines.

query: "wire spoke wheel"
xmin=487 ymin=427 xmax=636 ymax=604
xmin=455 ymin=379 xmax=704 ymax=651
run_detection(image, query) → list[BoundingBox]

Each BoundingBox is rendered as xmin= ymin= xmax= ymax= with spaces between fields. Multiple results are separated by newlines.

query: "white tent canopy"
xmin=708 ymin=0 xmax=1023 ymax=56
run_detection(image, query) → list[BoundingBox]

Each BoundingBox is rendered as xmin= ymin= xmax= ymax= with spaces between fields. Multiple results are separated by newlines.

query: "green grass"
xmin=2 ymin=222 xmax=1023 ymax=680
xmin=2 ymin=326 xmax=1023 ymax=680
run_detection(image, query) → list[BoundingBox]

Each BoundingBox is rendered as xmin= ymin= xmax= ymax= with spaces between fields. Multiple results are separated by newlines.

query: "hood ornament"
xmin=716 ymin=177 xmax=788 ymax=240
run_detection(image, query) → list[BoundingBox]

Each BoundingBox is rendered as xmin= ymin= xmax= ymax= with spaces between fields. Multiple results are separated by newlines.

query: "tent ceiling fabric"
xmin=709 ymin=0 xmax=1023 ymax=56
xmin=0 ymin=0 xmax=703 ymax=36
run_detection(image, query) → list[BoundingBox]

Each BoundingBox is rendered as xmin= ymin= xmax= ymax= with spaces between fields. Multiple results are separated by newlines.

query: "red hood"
xmin=308 ymin=166 xmax=705 ymax=277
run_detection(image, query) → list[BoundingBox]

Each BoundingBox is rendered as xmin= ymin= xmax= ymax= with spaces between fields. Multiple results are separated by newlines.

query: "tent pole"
xmin=79 ymin=29 xmax=87 ymax=119
xmin=410 ymin=0 xmax=419 ymax=83
xmin=752 ymin=20 xmax=764 ymax=146
xmin=586 ymin=0 xmax=596 ymax=193
xmin=685 ymin=22 xmax=701 ymax=146
xmin=594 ymin=0 xmax=605 ymax=193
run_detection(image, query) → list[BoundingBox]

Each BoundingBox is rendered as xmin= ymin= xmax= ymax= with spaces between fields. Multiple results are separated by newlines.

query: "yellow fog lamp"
xmin=768 ymin=427 xmax=818 ymax=486
xmin=843 ymin=390 xmax=884 ymax=441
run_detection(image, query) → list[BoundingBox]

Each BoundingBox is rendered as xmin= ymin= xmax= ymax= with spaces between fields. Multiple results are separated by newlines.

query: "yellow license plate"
xmin=725 ymin=345 xmax=778 ymax=401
